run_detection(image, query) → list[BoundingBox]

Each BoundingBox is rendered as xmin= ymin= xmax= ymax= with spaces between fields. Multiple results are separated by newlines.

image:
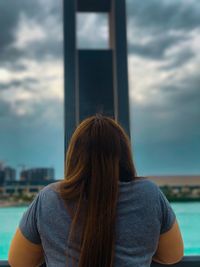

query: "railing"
xmin=1 ymin=256 xmax=200 ymax=266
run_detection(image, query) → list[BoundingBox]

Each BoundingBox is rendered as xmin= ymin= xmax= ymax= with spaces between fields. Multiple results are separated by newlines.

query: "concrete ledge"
xmin=1 ymin=256 xmax=200 ymax=266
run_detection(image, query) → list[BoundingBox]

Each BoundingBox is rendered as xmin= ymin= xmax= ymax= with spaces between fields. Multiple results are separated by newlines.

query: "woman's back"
xmin=18 ymin=177 xmax=176 ymax=267
xmin=9 ymin=115 xmax=183 ymax=267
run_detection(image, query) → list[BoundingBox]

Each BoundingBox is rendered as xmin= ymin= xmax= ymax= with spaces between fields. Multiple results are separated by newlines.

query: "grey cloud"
xmin=128 ymin=34 xmax=189 ymax=60
xmin=160 ymin=49 xmax=194 ymax=70
xmin=0 ymin=0 xmax=40 ymax=50
xmin=25 ymin=38 xmax=63 ymax=61
xmin=0 ymin=95 xmax=63 ymax=123
xmin=0 ymin=0 xmax=63 ymax=68
xmin=0 ymin=78 xmax=39 ymax=91
xmin=130 ymin=70 xmax=200 ymax=146
xmin=136 ymin=72 xmax=200 ymax=114
xmin=0 ymin=47 xmax=24 ymax=66
xmin=161 ymin=74 xmax=200 ymax=110
xmin=3 ymin=62 xmax=27 ymax=72
xmin=127 ymin=0 xmax=200 ymax=33
xmin=126 ymin=0 xmax=199 ymax=64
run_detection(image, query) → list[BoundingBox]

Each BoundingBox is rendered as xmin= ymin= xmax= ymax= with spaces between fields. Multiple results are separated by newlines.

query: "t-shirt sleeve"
xmin=157 ymin=187 xmax=176 ymax=234
xmin=19 ymin=192 xmax=41 ymax=244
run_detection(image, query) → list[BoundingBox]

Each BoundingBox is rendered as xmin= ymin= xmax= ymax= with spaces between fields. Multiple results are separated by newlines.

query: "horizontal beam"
xmin=77 ymin=0 xmax=111 ymax=12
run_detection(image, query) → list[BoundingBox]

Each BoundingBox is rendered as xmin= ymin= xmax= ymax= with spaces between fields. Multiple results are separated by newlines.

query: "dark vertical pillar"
xmin=109 ymin=0 xmax=130 ymax=135
xmin=63 ymin=0 xmax=78 ymax=160
xmin=63 ymin=0 xmax=130 ymax=157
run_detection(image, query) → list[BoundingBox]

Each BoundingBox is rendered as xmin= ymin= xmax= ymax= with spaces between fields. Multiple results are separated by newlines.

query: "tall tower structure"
xmin=63 ymin=0 xmax=130 ymax=154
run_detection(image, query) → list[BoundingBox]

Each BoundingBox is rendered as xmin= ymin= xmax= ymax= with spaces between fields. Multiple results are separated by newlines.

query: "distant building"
xmin=1 ymin=179 xmax=57 ymax=196
xmin=0 ymin=161 xmax=4 ymax=170
xmin=4 ymin=167 xmax=16 ymax=181
xmin=0 ymin=170 xmax=5 ymax=186
xmin=145 ymin=176 xmax=200 ymax=200
xmin=0 ymin=166 xmax=16 ymax=185
xmin=0 ymin=167 xmax=56 ymax=197
xmin=148 ymin=175 xmax=200 ymax=187
xmin=20 ymin=168 xmax=55 ymax=182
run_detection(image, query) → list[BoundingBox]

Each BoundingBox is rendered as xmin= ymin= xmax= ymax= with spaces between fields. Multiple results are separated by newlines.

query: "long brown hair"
xmin=59 ymin=114 xmax=137 ymax=267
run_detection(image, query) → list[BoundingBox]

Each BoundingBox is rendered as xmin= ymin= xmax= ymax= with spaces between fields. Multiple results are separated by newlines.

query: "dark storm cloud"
xmin=160 ymin=48 xmax=194 ymax=70
xmin=0 ymin=0 xmax=63 ymax=68
xmin=126 ymin=0 xmax=200 ymax=64
xmin=161 ymin=73 xmax=200 ymax=109
xmin=0 ymin=93 xmax=62 ymax=121
xmin=0 ymin=78 xmax=38 ymax=91
xmin=127 ymin=0 xmax=200 ymax=33
xmin=0 ymin=46 xmax=25 ymax=67
xmin=131 ymin=71 xmax=200 ymax=144
xmin=0 ymin=0 xmax=39 ymax=49
xmin=133 ymin=71 xmax=200 ymax=115
xmin=3 ymin=62 xmax=27 ymax=72
xmin=128 ymin=34 xmax=189 ymax=60
xmin=24 ymin=38 xmax=63 ymax=61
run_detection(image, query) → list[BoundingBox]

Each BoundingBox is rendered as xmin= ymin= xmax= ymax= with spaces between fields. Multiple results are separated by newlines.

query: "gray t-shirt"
xmin=19 ymin=177 xmax=176 ymax=267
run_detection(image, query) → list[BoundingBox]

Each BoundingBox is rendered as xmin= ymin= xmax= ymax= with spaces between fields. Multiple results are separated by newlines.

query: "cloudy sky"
xmin=0 ymin=0 xmax=200 ymax=178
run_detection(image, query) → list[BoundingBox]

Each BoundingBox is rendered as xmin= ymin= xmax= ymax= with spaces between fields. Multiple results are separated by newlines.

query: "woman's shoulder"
xmin=37 ymin=180 xmax=63 ymax=205
xmin=119 ymin=177 xmax=161 ymax=203
xmin=135 ymin=176 xmax=161 ymax=194
xmin=40 ymin=180 xmax=62 ymax=194
xmin=120 ymin=176 xmax=160 ymax=190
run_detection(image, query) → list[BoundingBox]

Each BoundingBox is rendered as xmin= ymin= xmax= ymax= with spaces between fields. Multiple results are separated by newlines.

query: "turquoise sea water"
xmin=0 ymin=202 xmax=200 ymax=260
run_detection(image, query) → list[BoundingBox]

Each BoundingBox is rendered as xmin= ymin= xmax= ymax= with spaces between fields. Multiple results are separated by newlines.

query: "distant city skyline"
xmin=0 ymin=163 xmax=55 ymax=181
xmin=1 ymin=160 xmax=200 ymax=181
xmin=0 ymin=0 xmax=200 ymax=177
